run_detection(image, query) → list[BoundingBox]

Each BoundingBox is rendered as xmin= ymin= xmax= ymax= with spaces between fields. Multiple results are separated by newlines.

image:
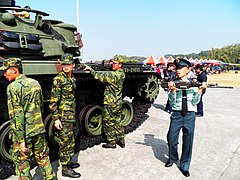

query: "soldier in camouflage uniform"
xmin=84 ymin=57 xmax=126 ymax=149
xmin=49 ymin=54 xmax=81 ymax=178
xmin=0 ymin=58 xmax=55 ymax=180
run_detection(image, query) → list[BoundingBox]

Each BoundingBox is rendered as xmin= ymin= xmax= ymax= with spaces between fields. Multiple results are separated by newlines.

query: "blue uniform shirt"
xmin=168 ymin=81 xmax=201 ymax=112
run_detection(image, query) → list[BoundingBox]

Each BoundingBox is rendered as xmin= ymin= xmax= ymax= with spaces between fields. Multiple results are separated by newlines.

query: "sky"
xmin=16 ymin=0 xmax=240 ymax=62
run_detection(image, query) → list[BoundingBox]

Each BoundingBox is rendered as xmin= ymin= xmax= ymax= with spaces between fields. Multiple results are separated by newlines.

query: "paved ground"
xmin=8 ymin=87 xmax=240 ymax=180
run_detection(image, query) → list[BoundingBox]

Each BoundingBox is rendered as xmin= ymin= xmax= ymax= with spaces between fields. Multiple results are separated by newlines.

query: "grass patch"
xmin=208 ymin=70 xmax=240 ymax=88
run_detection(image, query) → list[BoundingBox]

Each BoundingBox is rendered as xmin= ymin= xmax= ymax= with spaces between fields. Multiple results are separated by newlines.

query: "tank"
xmin=0 ymin=1 xmax=161 ymax=178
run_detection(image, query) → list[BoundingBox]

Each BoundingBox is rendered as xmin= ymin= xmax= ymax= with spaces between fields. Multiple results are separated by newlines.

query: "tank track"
xmin=0 ymin=162 xmax=15 ymax=180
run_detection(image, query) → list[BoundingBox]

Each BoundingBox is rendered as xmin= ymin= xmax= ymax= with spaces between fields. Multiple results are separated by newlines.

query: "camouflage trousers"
xmin=12 ymin=133 xmax=55 ymax=180
xmin=102 ymin=105 xmax=125 ymax=144
xmin=57 ymin=121 xmax=75 ymax=165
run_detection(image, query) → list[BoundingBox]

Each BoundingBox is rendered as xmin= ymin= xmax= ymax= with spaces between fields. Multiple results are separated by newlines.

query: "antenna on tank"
xmin=76 ymin=0 xmax=79 ymax=30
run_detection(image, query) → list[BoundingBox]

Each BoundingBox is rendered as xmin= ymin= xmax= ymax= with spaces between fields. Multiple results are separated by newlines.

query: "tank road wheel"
xmin=44 ymin=114 xmax=79 ymax=146
xmin=138 ymin=75 xmax=159 ymax=102
xmin=84 ymin=105 xmax=103 ymax=136
xmin=78 ymin=104 xmax=94 ymax=132
xmin=0 ymin=121 xmax=13 ymax=162
xmin=121 ymin=100 xmax=134 ymax=126
xmin=44 ymin=114 xmax=60 ymax=146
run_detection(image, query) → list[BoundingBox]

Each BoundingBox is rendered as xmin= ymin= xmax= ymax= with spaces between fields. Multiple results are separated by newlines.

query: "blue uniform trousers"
xmin=165 ymin=99 xmax=172 ymax=112
xmin=167 ymin=111 xmax=196 ymax=171
xmin=197 ymin=94 xmax=204 ymax=115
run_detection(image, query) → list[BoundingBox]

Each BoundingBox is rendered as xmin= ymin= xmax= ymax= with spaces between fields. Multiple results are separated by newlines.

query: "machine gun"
xmin=161 ymin=81 xmax=202 ymax=89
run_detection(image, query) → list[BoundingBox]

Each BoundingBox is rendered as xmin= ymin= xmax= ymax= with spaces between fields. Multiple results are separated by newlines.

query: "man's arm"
xmin=7 ymin=85 xmax=25 ymax=143
xmin=49 ymin=78 xmax=62 ymax=121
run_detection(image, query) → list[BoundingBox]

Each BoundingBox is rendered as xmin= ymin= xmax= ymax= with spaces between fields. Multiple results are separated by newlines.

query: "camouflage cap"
xmin=0 ymin=58 xmax=22 ymax=71
xmin=110 ymin=56 xmax=124 ymax=64
xmin=61 ymin=53 xmax=74 ymax=65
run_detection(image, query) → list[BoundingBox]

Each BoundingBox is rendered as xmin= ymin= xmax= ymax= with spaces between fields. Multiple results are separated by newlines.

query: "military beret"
xmin=174 ymin=58 xmax=191 ymax=68
xmin=61 ymin=53 xmax=74 ymax=65
xmin=0 ymin=58 xmax=22 ymax=71
xmin=110 ymin=56 xmax=124 ymax=64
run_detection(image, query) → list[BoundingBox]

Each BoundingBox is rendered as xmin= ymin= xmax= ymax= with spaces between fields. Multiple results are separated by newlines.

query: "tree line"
xmin=96 ymin=44 xmax=240 ymax=64
xmin=168 ymin=43 xmax=240 ymax=64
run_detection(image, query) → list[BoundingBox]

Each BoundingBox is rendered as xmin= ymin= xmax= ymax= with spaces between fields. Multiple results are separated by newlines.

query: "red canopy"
xmin=143 ymin=55 xmax=159 ymax=66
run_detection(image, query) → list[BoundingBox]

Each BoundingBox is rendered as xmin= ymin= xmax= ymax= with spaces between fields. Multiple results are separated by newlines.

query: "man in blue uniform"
xmin=195 ymin=65 xmax=208 ymax=117
xmin=163 ymin=63 xmax=175 ymax=113
xmin=165 ymin=58 xmax=207 ymax=177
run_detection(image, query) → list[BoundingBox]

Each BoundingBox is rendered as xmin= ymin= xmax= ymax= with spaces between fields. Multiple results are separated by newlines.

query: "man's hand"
xmin=83 ymin=65 xmax=92 ymax=71
xmin=168 ymin=81 xmax=176 ymax=93
xmin=20 ymin=142 xmax=30 ymax=153
xmin=54 ymin=119 xmax=62 ymax=130
xmin=198 ymin=82 xmax=207 ymax=94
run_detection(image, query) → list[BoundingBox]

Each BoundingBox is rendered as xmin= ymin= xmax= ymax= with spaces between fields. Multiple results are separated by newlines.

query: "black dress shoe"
xmin=62 ymin=166 xmax=81 ymax=178
xmin=69 ymin=162 xmax=80 ymax=169
xmin=165 ymin=161 xmax=174 ymax=167
xmin=102 ymin=143 xmax=116 ymax=149
xmin=117 ymin=140 xmax=125 ymax=148
xmin=180 ymin=169 xmax=190 ymax=177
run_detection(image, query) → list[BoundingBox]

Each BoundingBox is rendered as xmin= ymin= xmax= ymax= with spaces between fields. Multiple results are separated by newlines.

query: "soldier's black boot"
xmin=62 ymin=165 xmax=81 ymax=178
xmin=117 ymin=139 xmax=125 ymax=148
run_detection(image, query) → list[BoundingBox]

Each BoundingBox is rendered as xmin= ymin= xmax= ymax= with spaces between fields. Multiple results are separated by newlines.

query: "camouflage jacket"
xmin=91 ymin=69 xmax=125 ymax=107
xmin=49 ymin=71 xmax=76 ymax=121
xmin=7 ymin=74 xmax=46 ymax=143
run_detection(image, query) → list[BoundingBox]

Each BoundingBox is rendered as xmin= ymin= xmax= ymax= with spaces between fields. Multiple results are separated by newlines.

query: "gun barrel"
xmin=161 ymin=81 xmax=202 ymax=89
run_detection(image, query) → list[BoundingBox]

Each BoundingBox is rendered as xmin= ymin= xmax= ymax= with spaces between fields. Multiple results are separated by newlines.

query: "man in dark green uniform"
xmin=49 ymin=54 xmax=81 ymax=178
xmin=165 ymin=58 xmax=207 ymax=177
xmin=0 ymin=58 xmax=55 ymax=180
xmin=84 ymin=56 xmax=126 ymax=149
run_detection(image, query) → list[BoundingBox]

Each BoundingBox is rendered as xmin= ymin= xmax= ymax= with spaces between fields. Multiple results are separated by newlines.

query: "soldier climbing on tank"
xmin=84 ymin=56 xmax=126 ymax=149
xmin=0 ymin=58 xmax=55 ymax=180
xmin=49 ymin=54 xmax=81 ymax=178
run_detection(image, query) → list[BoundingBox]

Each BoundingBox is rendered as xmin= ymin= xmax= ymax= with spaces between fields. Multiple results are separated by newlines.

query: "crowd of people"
xmin=0 ymin=55 xmax=208 ymax=179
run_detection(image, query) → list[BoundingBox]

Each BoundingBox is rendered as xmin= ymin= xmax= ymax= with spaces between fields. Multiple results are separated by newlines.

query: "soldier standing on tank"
xmin=0 ymin=58 xmax=55 ymax=180
xmin=84 ymin=57 xmax=126 ymax=149
xmin=49 ymin=54 xmax=81 ymax=178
